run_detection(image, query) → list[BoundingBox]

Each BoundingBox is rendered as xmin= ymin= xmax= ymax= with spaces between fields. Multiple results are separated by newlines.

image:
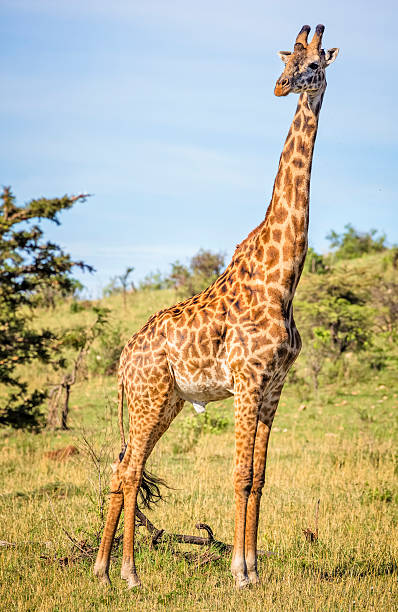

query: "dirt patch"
xmin=44 ymin=445 xmax=79 ymax=461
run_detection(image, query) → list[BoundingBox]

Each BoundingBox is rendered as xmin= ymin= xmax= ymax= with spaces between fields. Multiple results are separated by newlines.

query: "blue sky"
xmin=1 ymin=1 xmax=397 ymax=296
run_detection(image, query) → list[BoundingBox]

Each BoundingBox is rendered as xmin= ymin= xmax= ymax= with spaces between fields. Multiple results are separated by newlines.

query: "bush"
xmin=295 ymin=266 xmax=376 ymax=390
xmin=172 ymin=409 xmax=230 ymax=454
xmin=88 ymin=322 xmax=125 ymax=376
xmin=166 ymin=249 xmax=226 ymax=297
xmin=326 ymin=224 xmax=386 ymax=260
xmin=304 ymin=247 xmax=329 ymax=274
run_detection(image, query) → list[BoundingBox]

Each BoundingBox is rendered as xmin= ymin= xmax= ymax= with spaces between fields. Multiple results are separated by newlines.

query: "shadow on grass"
xmin=301 ymin=559 xmax=397 ymax=581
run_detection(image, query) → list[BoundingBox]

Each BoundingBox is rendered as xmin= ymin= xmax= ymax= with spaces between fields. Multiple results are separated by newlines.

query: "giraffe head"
xmin=275 ymin=25 xmax=339 ymax=97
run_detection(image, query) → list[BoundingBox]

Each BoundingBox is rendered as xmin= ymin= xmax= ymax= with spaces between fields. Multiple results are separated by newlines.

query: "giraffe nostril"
xmin=278 ymin=78 xmax=290 ymax=89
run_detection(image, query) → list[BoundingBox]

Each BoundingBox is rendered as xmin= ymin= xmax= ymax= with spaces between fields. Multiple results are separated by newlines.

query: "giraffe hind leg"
xmin=93 ymin=463 xmax=124 ymax=585
xmin=120 ymin=393 xmax=185 ymax=588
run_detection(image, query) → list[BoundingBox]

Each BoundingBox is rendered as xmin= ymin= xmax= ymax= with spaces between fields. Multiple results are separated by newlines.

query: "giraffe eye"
xmin=308 ymin=63 xmax=319 ymax=70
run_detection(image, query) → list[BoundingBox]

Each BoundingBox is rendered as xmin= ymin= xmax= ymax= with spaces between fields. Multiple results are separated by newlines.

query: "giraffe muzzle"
xmin=274 ymin=78 xmax=291 ymax=97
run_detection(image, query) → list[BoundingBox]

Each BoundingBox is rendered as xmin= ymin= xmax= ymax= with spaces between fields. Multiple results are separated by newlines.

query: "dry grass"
xmin=0 ymin=372 xmax=397 ymax=611
xmin=1 ymin=285 xmax=397 ymax=610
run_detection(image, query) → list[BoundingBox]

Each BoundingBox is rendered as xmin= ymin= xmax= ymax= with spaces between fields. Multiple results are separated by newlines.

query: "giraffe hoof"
xmin=93 ymin=563 xmax=111 ymax=586
xmin=234 ymin=574 xmax=251 ymax=590
xmin=120 ymin=564 xmax=130 ymax=580
xmin=126 ymin=574 xmax=141 ymax=589
xmin=248 ymin=570 xmax=260 ymax=585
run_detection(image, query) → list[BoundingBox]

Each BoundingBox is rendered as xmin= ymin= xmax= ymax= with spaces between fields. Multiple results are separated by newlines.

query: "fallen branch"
xmin=135 ymin=508 xmax=273 ymax=557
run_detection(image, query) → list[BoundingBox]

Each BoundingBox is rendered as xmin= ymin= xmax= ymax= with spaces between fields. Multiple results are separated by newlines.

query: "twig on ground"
xmin=0 ymin=540 xmax=16 ymax=547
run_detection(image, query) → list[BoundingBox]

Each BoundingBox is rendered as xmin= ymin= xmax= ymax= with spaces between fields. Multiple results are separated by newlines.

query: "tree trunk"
xmin=61 ymin=383 xmax=70 ymax=430
xmin=47 ymin=386 xmax=63 ymax=429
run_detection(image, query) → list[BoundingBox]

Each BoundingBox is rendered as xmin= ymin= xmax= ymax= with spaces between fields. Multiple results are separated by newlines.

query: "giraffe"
xmin=94 ymin=24 xmax=339 ymax=590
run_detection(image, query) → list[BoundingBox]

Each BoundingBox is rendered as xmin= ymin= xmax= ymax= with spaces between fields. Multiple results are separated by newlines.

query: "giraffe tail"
xmin=118 ymin=374 xmax=126 ymax=452
xmin=117 ymin=372 xmax=170 ymax=510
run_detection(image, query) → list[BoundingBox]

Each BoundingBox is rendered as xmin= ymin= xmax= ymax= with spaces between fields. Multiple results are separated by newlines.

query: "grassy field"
xmin=0 ymin=287 xmax=397 ymax=611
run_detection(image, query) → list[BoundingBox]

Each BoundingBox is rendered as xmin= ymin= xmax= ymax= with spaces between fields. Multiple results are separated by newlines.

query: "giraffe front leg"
xmin=230 ymin=374 xmax=261 ymax=590
xmin=94 ymin=467 xmax=124 ymax=585
xmin=245 ymin=389 xmax=280 ymax=585
xmin=244 ymin=420 xmax=272 ymax=585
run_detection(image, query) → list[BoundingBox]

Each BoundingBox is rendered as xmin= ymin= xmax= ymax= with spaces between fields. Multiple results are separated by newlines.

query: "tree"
xmin=47 ymin=308 xmax=109 ymax=430
xmin=118 ymin=267 xmax=135 ymax=309
xmin=190 ymin=249 xmax=225 ymax=278
xmin=167 ymin=261 xmax=191 ymax=290
xmin=295 ymin=267 xmax=375 ymax=389
xmin=103 ymin=267 xmax=135 ymax=306
xmin=139 ymin=270 xmax=167 ymax=291
xmin=0 ymin=187 xmax=92 ymax=429
xmin=303 ymin=247 xmax=328 ymax=274
xmin=326 ymin=224 xmax=386 ymax=260
xmin=167 ymin=249 xmax=226 ymax=297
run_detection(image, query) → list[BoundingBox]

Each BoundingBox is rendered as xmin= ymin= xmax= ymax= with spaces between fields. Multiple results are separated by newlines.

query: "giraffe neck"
xmin=259 ymin=89 xmax=325 ymax=300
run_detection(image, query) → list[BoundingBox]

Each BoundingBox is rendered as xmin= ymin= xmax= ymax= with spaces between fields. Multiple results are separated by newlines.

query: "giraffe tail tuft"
xmin=138 ymin=470 xmax=171 ymax=510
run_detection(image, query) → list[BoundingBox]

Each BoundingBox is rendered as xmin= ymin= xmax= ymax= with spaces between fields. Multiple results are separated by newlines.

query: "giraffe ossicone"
xmin=94 ymin=23 xmax=339 ymax=591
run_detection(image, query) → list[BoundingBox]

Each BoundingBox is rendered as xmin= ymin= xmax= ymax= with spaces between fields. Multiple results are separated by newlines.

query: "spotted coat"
xmin=94 ymin=23 xmax=339 ymax=591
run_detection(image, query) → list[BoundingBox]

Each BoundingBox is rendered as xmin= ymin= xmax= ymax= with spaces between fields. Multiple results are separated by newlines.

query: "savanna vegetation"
xmin=0 ymin=196 xmax=397 ymax=611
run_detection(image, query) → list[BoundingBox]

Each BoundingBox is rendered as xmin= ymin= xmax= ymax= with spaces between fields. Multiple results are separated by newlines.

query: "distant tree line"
xmin=139 ymin=248 xmax=226 ymax=296
xmin=0 ymin=186 xmax=396 ymax=431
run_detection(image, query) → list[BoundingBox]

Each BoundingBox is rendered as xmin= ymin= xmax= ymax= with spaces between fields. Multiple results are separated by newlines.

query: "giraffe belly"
xmin=172 ymin=360 xmax=234 ymax=405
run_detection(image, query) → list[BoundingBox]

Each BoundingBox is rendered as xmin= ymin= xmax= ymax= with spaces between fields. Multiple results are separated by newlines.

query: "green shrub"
xmin=88 ymin=323 xmax=125 ymax=376
xmin=172 ymin=409 xmax=229 ymax=454
xmin=327 ymin=224 xmax=387 ymax=260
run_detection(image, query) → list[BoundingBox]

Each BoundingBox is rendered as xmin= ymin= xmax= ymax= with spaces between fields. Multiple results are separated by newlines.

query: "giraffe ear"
xmin=277 ymin=51 xmax=292 ymax=64
xmin=324 ymin=48 xmax=339 ymax=66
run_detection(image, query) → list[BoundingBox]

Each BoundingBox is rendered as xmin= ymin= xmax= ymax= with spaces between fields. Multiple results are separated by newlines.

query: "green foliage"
xmin=361 ymin=483 xmax=398 ymax=505
xmin=382 ymin=246 xmax=398 ymax=270
xmin=172 ymin=409 xmax=230 ymax=454
xmin=0 ymin=187 xmax=92 ymax=429
xmin=303 ymin=247 xmax=328 ymax=274
xmin=167 ymin=249 xmax=226 ymax=297
xmin=167 ymin=260 xmax=191 ymax=291
xmin=190 ymin=249 xmax=226 ymax=279
xmin=135 ymin=249 xmax=226 ymax=297
xmin=326 ymin=223 xmax=386 ymax=260
xmin=88 ymin=321 xmax=125 ymax=376
xmin=46 ymin=307 xmax=110 ymax=430
xmin=59 ymin=308 xmax=109 ymax=354
xmin=295 ymin=266 xmax=377 ymax=390
xmin=139 ymin=270 xmax=168 ymax=291
xmin=371 ymin=278 xmax=398 ymax=340
xmin=70 ymin=299 xmax=88 ymax=313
